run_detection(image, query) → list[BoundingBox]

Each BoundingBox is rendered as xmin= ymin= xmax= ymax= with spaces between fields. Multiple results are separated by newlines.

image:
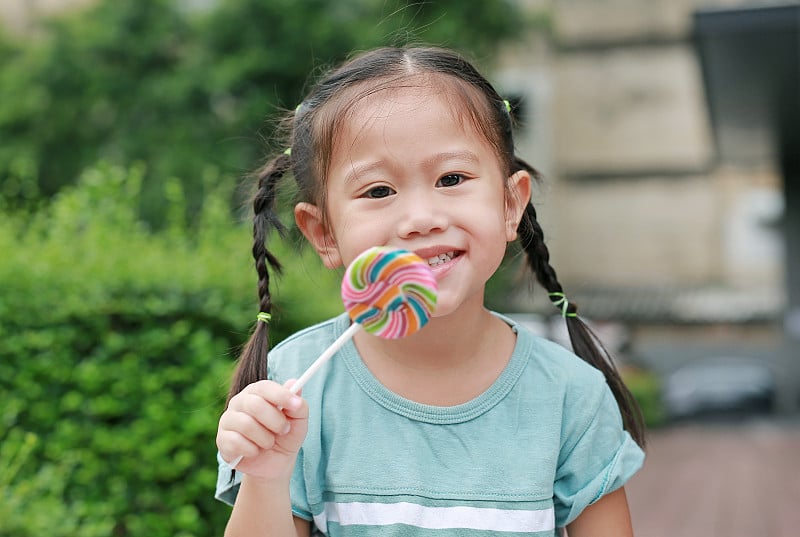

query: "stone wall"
xmin=496 ymin=0 xmax=785 ymax=318
xmin=1 ymin=0 xmax=785 ymax=318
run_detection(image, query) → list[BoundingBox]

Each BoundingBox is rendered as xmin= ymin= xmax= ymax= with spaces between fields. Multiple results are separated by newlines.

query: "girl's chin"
xmin=428 ymin=299 xmax=455 ymax=320
xmin=427 ymin=293 xmax=484 ymax=321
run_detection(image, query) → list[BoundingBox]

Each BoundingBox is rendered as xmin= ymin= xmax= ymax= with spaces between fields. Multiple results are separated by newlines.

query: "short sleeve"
xmin=213 ymin=449 xmax=314 ymax=522
xmin=553 ymin=374 xmax=645 ymax=527
xmin=214 ymin=360 xmax=279 ymax=507
xmin=289 ymin=447 xmax=313 ymax=521
xmin=214 ymin=452 xmax=242 ymax=506
xmin=270 ymin=349 xmax=314 ymax=521
xmin=212 ymin=318 xmax=338 ymax=520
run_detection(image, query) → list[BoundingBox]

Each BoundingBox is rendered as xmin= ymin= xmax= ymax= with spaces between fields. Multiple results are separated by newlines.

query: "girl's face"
xmin=295 ymin=85 xmax=530 ymax=318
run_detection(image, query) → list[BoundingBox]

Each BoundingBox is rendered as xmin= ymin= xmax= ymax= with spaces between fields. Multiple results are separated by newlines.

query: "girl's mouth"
xmin=425 ymin=251 xmax=461 ymax=267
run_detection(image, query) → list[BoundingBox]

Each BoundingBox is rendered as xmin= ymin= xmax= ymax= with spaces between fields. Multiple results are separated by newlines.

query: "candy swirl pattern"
xmin=342 ymin=246 xmax=438 ymax=338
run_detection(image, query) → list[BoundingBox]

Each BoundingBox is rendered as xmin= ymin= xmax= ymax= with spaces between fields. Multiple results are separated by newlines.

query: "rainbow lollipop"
xmin=226 ymin=247 xmax=437 ymax=469
xmin=342 ymin=246 xmax=438 ymax=338
xmin=290 ymin=246 xmax=437 ymax=393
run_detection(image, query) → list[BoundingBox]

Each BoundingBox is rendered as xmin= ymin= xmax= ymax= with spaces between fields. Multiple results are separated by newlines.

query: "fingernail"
xmin=287 ymin=395 xmax=303 ymax=411
xmin=281 ymin=422 xmax=291 ymax=435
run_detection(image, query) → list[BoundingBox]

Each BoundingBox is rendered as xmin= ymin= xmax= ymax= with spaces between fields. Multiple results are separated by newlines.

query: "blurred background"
xmin=0 ymin=0 xmax=797 ymax=536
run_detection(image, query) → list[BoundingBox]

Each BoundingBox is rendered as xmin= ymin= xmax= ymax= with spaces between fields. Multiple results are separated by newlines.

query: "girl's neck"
xmin=352 ymin=305 xmax=517 ymax=406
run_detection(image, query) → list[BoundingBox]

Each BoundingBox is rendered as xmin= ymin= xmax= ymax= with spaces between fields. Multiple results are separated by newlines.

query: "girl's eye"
xmin=436 ymin=174 xmax=464 ymax=188
xmin=363 ymin=185 xmax=395 ymax=199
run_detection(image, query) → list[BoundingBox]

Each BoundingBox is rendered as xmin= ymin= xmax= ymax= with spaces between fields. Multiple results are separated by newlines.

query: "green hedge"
xmin=0 ymin=163 xmax=341 ymax=536
xmin=621 ymin=367 xmax=666 ymax=430
xmin=0 ymin=162 xmax=664 ymax=536
xmin=0 ymin=0 xmax=531 ymax=223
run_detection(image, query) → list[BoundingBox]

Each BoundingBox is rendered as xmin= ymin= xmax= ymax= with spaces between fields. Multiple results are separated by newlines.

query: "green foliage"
xmin=0 ymin=0 xmax=527 ymax=222
xmin=0 ymin=4 xmax=539 ymax=533
xmin=0 ymin=430 xmax=116 ymax=537
xmin=621 ymin=367 xmax=666 ymax=429
xmin=0 ymin=163 xmax=342 ymax=537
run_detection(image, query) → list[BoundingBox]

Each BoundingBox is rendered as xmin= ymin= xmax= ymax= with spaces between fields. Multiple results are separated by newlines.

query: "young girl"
xmin=215 ymin=46 xmax=646 ymax=536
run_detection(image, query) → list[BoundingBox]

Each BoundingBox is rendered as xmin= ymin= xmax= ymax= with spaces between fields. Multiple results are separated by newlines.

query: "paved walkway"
xmin=626 ymin=419 xmax=800 ymax=537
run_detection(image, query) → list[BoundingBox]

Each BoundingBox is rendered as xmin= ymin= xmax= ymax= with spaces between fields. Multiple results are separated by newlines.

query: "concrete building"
xmin=3 ymin=0 xmax=797 ymax=409
xmin=495 ymin=0 xmax=800 ymax=412
xmin=3 ymin=0 xmax=789 ymax=324
xmin=495 ymin=0 xmax=792 ymax=322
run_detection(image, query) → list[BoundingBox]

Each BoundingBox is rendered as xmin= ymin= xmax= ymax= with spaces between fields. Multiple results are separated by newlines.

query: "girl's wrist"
xmin=241 ymin=470 xmax=294 ymax=490
xmin=228 ymin=472 xmax=297 ymax=536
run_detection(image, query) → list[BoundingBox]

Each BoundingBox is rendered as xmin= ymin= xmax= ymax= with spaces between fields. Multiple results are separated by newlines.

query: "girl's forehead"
xmin=347 ymin=86 xmax=455 ymax=125
xmin=334 ymin=80 xmax=488 ymax=146
xmin=309 ymin=73 xmax=506 ymax=199
xmin=324 ymin=84 xmax=507 ymax=187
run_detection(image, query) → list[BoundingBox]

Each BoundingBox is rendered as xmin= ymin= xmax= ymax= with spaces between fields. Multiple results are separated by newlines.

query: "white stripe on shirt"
xmin=313 ymin=501 xmax=555 ymax=532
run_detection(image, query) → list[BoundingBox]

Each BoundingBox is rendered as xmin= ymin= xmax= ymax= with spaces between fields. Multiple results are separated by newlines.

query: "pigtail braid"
xmin=226 ymin=153 xmax=292 ymax=407
xmin=518 ymin=198 xmax=646 ymax=447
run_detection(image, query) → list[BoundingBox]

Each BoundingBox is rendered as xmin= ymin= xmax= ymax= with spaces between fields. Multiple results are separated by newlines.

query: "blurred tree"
xmin=0 ymin=0 xmax=525 ymax=223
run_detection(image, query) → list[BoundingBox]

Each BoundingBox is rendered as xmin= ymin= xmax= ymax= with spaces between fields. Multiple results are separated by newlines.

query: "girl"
xmin=215 ymin=46 xmax=646 ymax=536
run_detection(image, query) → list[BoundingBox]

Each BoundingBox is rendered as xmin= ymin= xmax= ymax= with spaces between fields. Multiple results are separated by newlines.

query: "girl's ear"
xmin=505 ymin=170 xmax=532 ymax=242
xmin=294 ymin=202 xmax=343 ymax=269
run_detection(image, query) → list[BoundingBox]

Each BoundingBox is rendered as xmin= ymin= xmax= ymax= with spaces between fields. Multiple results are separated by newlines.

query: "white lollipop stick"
xmin=225 ymin=323 xmax=362 ymax=470
xmin=226 ymin=246 xmax=437 ymax=470
xmin=289 ymin=322 xmax=361 ymax=394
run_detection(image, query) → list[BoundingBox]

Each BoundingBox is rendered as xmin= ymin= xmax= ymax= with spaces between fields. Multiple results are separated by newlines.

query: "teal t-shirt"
xmin=216 ymin=312 xmax=644 ymax=535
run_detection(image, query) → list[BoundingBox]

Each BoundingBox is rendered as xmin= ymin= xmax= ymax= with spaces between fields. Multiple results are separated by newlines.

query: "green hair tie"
xmin=503 ymin=99 xmax=512 ymax=114
xmin=548 ymin=292 xmax=577 ymax=318
xmin=283 ymin=147 xmax=291 ymax=156
xmin=256 ymin=312 xmax=272 ymax=324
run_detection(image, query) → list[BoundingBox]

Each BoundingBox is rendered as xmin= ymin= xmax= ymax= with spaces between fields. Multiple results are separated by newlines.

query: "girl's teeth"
xmin=427 ymin=252 xmax=455 ymax=266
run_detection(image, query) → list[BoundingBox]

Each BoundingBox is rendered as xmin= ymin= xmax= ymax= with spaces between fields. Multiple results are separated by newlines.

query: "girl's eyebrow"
xmin=344 ymin=149 xmax=480 ymax=184
xmin=343 ymin=160 xmax=386 ymax=185
xmin=422 ymin=150 xmax=480 ymax=169
xmin=344 ymin=150 xmax=480 ymax=184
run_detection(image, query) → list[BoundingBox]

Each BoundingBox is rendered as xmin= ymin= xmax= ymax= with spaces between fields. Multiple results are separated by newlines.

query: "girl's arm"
xmin=224 ymin=475 xmax=309 ymax=537
xmin=293 ymin=517 xmax=312 ymax=535
xmin=565 ymin=487 xmax=634 ymax=537
xmin=217 ymin=380 xmax=310 ymax=537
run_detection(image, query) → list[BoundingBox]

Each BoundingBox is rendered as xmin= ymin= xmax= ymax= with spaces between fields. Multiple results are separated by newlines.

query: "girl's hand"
xmin=216 ymin=379 xmax=309 ymax=482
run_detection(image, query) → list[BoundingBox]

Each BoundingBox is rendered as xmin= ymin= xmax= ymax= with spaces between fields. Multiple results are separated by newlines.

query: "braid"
xmin=226 ymin=153 xmax=291 ymax=407
xmin=518 ymin=204 xmax=567 ymax=306
xmin=518 ymin=198 xmax=647 ymax=447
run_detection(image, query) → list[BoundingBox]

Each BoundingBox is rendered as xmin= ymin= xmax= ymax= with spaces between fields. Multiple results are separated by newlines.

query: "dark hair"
xmin=226 ymin=46 xmax=646 ymax=447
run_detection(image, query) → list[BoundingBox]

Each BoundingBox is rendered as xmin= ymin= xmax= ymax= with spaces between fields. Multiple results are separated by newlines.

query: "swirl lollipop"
xmin=342 ymin=246 xmax=438 ymax=338
xmin=290 ymin=246 xmax=437 ymax=393
xmin=226 ymin=247 xmax=437 ymax=469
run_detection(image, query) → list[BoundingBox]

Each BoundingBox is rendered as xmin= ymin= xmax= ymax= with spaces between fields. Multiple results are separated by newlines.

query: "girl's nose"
xmin=396 ymin=195 xmax=448 ymax=238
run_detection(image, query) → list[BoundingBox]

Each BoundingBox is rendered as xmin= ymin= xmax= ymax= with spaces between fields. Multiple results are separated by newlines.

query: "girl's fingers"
xmin=281 ymin=379 xmax=307 ymax=418
xmin=235 ymin=379 xmax=306 ymax=418
xmin=218 ymin=379 xmax=306 ymax=448
xmin=235 ymin=392 xmax=291 ymax=434
xmin=240 ymin=380 xmax=301 ymax=408
xmin=223 ymin=408 xmax=282 ymax=449
xmin=217 ymin=429 xmax=261 ymax=461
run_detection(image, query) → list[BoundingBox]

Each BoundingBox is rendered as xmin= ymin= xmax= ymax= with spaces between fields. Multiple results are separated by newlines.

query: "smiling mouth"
xmin=425 ymin=251 xmax=461 ymax=267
